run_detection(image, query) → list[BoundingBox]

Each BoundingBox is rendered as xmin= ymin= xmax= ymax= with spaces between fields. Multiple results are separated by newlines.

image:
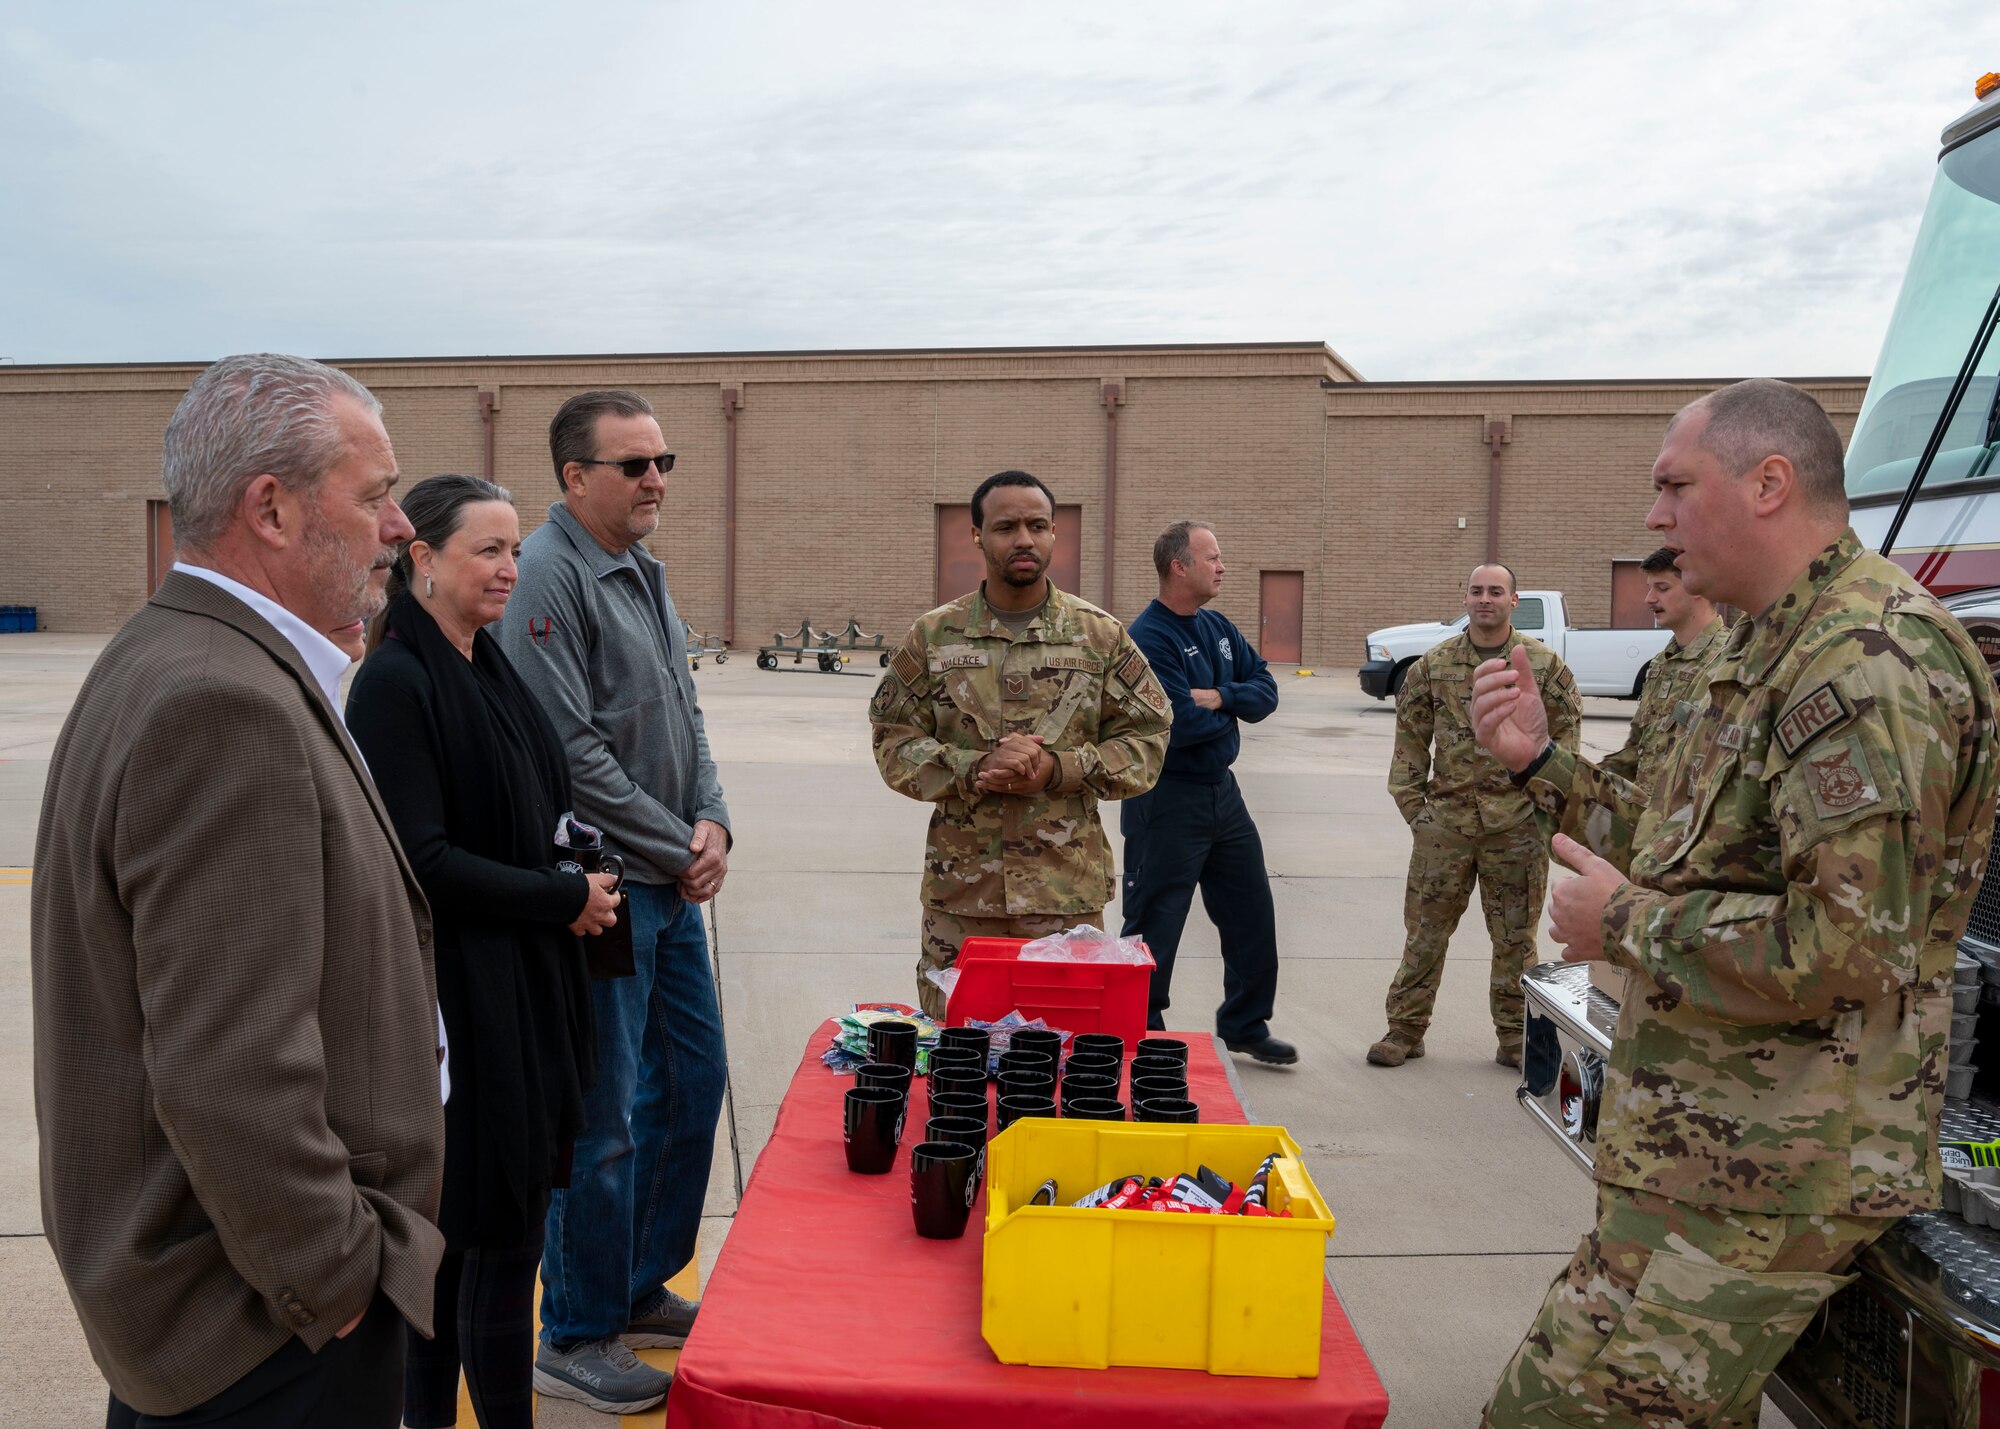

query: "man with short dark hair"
xmin=1118 ymin=521 xmax=1293 ymax=1064
xmin=1473 ymin=379 xmax=1999 ymax=1426
xmin=1599 ymin=546 xmax=1723 ymax=794
xmin=499 ymin=388 xmax=729 ymax=1413
xmin=871 ymin=470 xmax=1171 ymax=1016
xmin=35 ymin=354 xmax=443 ymax=1428
xmin=1370 ymin=562 xmax=1580 ymax=1070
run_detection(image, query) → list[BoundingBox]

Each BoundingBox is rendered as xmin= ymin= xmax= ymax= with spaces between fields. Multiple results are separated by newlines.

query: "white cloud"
xmin=0 ymin=0 xmax=1989 ymax=375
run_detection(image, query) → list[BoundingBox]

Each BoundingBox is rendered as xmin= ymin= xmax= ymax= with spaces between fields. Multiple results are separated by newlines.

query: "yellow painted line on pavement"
xmin=488 ymin=1242 xmax=700 ymax=1426
xmin=0 ymin=868 xmax=30 ymax=885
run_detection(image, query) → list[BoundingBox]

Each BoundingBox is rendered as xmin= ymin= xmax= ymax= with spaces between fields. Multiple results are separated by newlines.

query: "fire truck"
xmin=1519 ymin=73 xmax=2000 ymax=1429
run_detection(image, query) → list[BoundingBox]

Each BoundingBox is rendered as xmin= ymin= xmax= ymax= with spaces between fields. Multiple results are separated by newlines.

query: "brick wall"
xmin=0 ymin=350 xmax=1864 ymax=665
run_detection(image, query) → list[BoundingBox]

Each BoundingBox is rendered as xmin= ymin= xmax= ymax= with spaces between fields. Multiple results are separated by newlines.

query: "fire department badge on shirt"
xmin=1806 ymin=734 xmax=1879 ymax=819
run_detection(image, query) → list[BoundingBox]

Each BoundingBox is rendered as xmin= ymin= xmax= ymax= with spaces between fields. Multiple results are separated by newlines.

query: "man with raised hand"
xmin=1472 ymin=380 xmax=1998 ymax=1428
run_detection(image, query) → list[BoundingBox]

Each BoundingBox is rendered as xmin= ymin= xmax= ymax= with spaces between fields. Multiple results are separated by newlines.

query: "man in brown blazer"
xmin=32 ymin=354 xmax=446 ymax=1427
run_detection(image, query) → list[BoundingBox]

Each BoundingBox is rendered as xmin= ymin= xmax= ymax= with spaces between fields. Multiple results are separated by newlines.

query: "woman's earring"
xmin=424 ymin=573 xmax=434 ymax=598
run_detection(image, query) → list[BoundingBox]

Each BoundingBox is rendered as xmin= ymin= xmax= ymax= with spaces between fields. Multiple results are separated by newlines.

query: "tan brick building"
xmin=0 ymin=345 xmax=1863 ymax=665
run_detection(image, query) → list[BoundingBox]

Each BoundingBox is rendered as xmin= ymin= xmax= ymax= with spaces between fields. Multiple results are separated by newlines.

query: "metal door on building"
xmin=148 ymin=500 xmax=176 ymax=591
xmin=934 ymin=503 xmax=1082 ymax=606
xmin=1259 ymin=570 xmax=1303 ymax=663
xmin=1609 ymin=559 xmax=1651 ymax=628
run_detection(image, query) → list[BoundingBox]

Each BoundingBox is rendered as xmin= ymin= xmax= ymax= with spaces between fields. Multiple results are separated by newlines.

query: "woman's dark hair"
xmin=365 ymin=473 xmax=514 ymax=653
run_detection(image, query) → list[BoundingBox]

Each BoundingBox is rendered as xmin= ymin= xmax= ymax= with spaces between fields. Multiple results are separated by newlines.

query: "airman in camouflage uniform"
xmin=1374 ymin=565 xmax=1581 ymax=1069
xmin=1599 ymin=546 xmax=1725 ymax=796
xmin=1472 ymin=381 xmax=2000 ymax=1428
xmin=871 ymin=472 xmax=1171 ymax=1018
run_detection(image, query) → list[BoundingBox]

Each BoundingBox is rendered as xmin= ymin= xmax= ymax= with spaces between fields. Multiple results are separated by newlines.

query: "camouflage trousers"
xmin=916 ymin=906 xmax=1104 ymax=1021
xmin=1483 ymin=1184 xmax=1880 ymax=1428
xmin=1387 ymin=817 xmax=1547 ymax=1043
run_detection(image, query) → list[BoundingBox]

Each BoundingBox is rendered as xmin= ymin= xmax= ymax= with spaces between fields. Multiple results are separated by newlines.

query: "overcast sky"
xmin=0 ymin=3 xmax=1988 ymax=377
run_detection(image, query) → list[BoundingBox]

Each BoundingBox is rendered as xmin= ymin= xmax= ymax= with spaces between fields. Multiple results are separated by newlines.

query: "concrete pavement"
xmin=0 ymin=634 xmax=1794 ymax=1426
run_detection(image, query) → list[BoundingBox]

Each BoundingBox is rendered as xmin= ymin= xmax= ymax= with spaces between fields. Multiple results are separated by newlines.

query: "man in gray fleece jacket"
xmin=498 ymin=389 xmax=730 ymax=1414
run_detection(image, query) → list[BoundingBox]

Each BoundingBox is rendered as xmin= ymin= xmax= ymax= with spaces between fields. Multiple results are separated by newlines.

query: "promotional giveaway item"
xmin=869 ymin=1019 xmax=920 ymax=1070
xmin=855 ymin=1062 xmax=912 ymax=1097
xmin=554 ymin=814 xmax=632 ymax=979
xmin=844 ymin=1086 xmax=905 ymax=1174
xmin=911 ymin=1141 xmax=980 ymax=1239
xmin=1136 ymin=1097 xmax=1200 ymax=1123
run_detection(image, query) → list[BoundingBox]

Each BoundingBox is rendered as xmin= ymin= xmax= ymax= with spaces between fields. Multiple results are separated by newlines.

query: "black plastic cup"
xmin=998 ymin=1069 xmax=1054 ymax=1101
xmin=1062 ymin=1052 xmax=1120 ymax=1081
xmin=926 ymin=1113 xmax=988 ymax=1152
xmin=928 ymin=1090 xmax=989 ymax=1127
xmin=844 ymin=1086 xmax=905 ymax=1173
xmin=927 ymin=1044 xmax=983 ymax=1076
xmin=1065 ymin=1097 xmax=1125 ymax=1122
xmin=1131 ymin=1054 xmax=1184 ymax=1083
xmin=910 ymin=1141 xmax=980 ymax=1239
xmin=1010 ymin=1028 xmax=1064 ymax=1060
xmin=856 ymin=1062 xmax=913 ymax=1098
xmin=869 ymin=1020 xmax=920 ymax=1070
xmin=931 ymin=1065 xmax=988 ymax=1099
xmin=1131 ymin=1074 xmax=1188 ymax=1106
xmin=997 ymin=1093 xmax=1056 ymax=1129
xmin=925 ymin=1113 xmax=989 ymax=1188
xmin=1060 ymin=1072 xmax=1118 ymax=1104
xmin=1136 ymin=1097 xmax=1199 ymax=1124
xmin=997 ymin=1048 xmax=1054 ymax=1078
xmin=1071 ymin=1033 xmax=1124 ymax=1064
xmin=1137 ymin=1036 xmax=1190 ymax=1069
xmin=939 ymin=1026 xmax=991 ymax=1066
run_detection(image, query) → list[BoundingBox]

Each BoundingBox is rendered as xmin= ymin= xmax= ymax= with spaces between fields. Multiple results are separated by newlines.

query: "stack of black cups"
xmin=845 ymin=1019 xmax=920 ymax=1175
xmin=913 ymin=1025 xmax=997 ymax=1239
xmin=1132 ymin=1036 xmax=1199 ymax=1123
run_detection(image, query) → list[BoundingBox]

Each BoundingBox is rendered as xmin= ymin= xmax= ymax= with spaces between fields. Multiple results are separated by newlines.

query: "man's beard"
xmin=1000 ymin=556 xmax=1047 ymax=588
xmin=301 ymin=505 xmax=387 ymax=627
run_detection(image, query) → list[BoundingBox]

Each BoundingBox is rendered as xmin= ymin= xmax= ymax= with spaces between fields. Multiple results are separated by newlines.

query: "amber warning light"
xmin=1979 ymin=72 xmax=2000 ymax=101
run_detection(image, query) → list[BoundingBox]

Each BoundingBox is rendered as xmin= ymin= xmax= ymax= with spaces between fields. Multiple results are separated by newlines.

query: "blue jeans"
xmin=540 ymin=882 xmax=727 ymax=1345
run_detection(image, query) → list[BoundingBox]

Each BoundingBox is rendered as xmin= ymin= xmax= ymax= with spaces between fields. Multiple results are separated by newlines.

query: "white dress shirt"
xmin=170 ymin=561 xmax=449 ymax=1101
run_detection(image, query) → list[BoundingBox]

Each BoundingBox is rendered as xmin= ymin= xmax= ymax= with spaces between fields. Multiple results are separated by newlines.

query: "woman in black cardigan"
xmin=346 ymin=474 xmax=617 ymax=1429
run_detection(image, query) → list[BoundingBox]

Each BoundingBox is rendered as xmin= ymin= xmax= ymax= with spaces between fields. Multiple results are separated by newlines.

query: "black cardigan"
xmin=347 ymin=610 xmax=595 ymax=1250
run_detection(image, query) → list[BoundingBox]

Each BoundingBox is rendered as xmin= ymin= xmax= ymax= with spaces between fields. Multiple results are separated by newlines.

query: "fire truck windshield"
xmin=1846 ymin=121 xmax=2000 ymax=500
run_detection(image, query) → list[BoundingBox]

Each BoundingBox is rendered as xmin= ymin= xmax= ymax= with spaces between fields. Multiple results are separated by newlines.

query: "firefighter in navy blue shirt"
xmin=1119 ymin=521 xmax=1297 ymax=1065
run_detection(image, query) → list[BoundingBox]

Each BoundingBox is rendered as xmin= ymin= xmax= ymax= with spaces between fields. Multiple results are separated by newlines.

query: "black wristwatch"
xmin=1510 ymin=739 xmax=1556 ymax=789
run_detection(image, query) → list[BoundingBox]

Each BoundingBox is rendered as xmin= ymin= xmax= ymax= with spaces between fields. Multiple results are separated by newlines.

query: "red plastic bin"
xmin=944 ymin=935 xmax=1154 ymax=1048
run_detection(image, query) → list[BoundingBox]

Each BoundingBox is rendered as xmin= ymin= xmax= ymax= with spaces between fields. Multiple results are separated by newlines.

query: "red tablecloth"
xmin=670 ymin=1024 xmax=1390 ymax=1429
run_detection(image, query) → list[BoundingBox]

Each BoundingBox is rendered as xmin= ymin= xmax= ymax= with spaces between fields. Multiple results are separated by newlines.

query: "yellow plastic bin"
xmin=981 ymin=1119 xmax=1335 ymax=1378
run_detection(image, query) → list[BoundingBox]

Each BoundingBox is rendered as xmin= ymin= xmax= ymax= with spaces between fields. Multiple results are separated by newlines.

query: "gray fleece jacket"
xmin=498 ymin=501 xmax=730 ymax=885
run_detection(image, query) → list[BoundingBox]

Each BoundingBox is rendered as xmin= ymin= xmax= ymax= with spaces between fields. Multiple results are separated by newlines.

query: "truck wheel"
xmin=1630 ymin=661 xmax=1652 ymax=700
xmin=1388 ymin=660 xmax=1414 ymax=698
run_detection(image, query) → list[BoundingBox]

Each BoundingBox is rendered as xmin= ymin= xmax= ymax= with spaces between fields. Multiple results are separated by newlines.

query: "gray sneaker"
xmin=625 ymin=1286 xmax=700 ymax=1348
xmin=533 ymin=1336 xmax=670 ymax=1413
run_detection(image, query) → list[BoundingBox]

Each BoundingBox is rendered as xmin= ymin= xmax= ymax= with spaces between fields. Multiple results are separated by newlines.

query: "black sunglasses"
xmin=578 ymin=452 xmax=675 ymax=479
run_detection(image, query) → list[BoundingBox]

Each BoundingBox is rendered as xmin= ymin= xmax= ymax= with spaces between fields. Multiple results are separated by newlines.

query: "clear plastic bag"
xmin=1018 ymin=924 xmax=1152 ymax=965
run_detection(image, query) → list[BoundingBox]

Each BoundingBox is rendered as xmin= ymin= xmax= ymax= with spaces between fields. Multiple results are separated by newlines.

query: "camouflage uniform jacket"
xmin=871 ymin=585 xmax=1171 ymax=916
xmin=1598 ymin=618 xmax=1726 ymax=793
xmin=1390 ymin=630 xmax=1581 ymax=837
xmin=1528 ymin=530 xmax=2000 ymax=1215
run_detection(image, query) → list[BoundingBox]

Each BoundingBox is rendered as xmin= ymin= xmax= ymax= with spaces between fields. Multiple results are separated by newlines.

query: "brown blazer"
xmin=31 ymin=572 xmax=446 ymax=1415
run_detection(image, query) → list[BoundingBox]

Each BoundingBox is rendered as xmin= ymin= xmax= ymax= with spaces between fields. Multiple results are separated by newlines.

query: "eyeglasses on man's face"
xmin=578 ymin=453 xmax=675 ymax=480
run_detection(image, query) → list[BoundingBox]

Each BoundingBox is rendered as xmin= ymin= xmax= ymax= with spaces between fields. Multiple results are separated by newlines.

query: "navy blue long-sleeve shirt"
xmin=1127 ymin=599 xmax=1279 ymax=782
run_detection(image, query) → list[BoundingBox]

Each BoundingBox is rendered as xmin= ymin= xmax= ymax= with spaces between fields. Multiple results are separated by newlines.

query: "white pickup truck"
xmin=1357 ymin=590 xmax=1670 ymax=700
